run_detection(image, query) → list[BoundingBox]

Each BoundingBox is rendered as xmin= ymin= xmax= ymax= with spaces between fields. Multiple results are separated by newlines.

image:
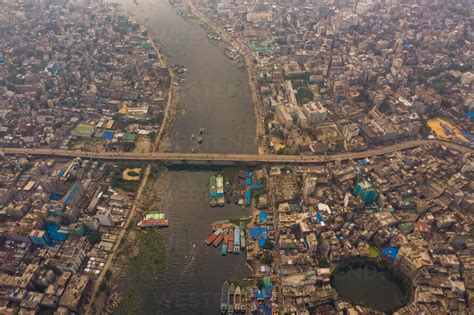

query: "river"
xmin=116 ymin=0 xmax=257 ymax=154
xmin=111 ymin=0 xmax=256 ymax=313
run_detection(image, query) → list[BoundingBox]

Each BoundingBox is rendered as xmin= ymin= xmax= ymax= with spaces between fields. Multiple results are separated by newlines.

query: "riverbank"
xmin=183 ymin=0 xmax=265 ymax=155
xmin=136 ymin=25 xmax=180 ymax=153
xmin=85 ymin=163 xmax=152 ymax=314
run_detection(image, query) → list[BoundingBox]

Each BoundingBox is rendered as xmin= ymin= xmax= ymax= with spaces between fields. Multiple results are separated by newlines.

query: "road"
xmin=1 ymin=140 xmax=471 ymax=164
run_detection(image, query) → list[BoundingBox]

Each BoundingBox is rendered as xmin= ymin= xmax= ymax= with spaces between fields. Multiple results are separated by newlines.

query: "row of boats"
xmin=220 ymin=282 xmax=247 ymax=314
xmin=205 ymin=222 xmax=244 ymax=255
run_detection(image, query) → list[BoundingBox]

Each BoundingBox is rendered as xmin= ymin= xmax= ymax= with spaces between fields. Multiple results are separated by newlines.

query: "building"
xmin=302 ymin=102 xmax=328 ymax=125
xmin=303 ymin=177 xmax=317 ymax=198
xmin=58 ymin=274 xmax=90 ymax=312
xmin=29 ymin=230 xmax=52 ymax=247
xmin=354 ymin=180 xmax=377 ymax=204
xmin=62 ymin=183 xmax=86 ymax=208
xmin=96 ymin=207 xmax=114 ymax=227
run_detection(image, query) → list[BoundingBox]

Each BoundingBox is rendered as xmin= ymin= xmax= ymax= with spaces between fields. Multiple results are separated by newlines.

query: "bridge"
xmin=0 ymin=140 xmax=471 ymax=165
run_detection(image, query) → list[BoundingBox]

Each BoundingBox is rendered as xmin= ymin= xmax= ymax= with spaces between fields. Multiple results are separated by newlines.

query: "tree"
xmin=88 ymin=230 xmax=101 ymax=245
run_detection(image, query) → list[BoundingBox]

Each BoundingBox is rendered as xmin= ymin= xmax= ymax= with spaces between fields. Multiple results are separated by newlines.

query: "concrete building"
xmin=302 ymin=102 xmax=328 ymax=125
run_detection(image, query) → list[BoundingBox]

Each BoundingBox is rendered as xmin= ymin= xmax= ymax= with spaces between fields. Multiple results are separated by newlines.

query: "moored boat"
xmin=220 ymin=281 xmax=229 ymax=314
xmin=234 ymin=286 xmax=241 ymax=312
xmin=137 ymin=218 xmax=168 ymax=228
xmin=233 ymin=227 xmax=240 ymax=254
xmin=205 ymin=228 xmax=222 ymax=246
xmin=241 ymin=287 xmax=247 ymax=313
xmin=205 ymin=233 xmax=218 ymax=246
xmin=212 ymin=233 xmax=225 ymax=247
xmin=228 ymin=228 xmax=234 ymax=254
xmin=221 ymin=234 xmax=229 ymax=256
xmin=228 ymin=283 xmax=235 ymax=314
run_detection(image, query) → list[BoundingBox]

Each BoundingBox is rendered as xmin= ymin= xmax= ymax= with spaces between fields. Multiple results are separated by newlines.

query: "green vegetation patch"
xmin=116 ymin=230 xmax=166 ymax=314
xmin=368 ymin=246 xmax=380 ymax=258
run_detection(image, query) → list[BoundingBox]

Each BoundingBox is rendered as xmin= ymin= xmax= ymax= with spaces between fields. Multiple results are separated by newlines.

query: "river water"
xmin=112 ymin=0 xmax=256 ymax=313
xmin=117 ymin=0 xmax=257 ymax=154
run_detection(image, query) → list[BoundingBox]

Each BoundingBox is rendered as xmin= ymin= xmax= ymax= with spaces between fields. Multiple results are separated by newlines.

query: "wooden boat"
xmin=234 ymin=285 xmax=241 ymax=312
xmin=228 ymin=283 xmax=235 ymax=314
xmin=220 ymin=281 xmax=229 ymax=314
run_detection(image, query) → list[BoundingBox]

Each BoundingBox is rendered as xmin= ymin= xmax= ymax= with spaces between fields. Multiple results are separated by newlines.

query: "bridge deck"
xmin=0 ymin=140 xmax=471 ymax=164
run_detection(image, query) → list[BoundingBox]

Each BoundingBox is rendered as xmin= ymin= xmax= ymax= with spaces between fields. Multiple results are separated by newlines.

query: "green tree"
xmin=87 ymin=230 xmax=101 ymax=245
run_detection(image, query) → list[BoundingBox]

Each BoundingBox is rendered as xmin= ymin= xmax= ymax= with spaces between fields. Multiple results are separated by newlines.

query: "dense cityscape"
xmin=0 ymin=0 xmax=472 ymax=314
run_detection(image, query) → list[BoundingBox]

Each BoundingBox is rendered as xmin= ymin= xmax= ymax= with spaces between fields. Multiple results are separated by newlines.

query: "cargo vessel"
xmin=220 ymin=281 xmax=229 ymax=314
xmin=213 ymin=233 xmax=225 ymax=247
xmin=228 ymin=228 xmax=234 ymax=254
xmin=205 ymin=228 xmax=222 ymax=246
xmin=228 ymin=283 xmax=235 ymax=314
xmin=233 ymin=227 xmax=241 ymax=254
xmin=221 ymin=234 xmax=228 ymax=256
xmin=234 ymin=286 xmax=242 ymax=312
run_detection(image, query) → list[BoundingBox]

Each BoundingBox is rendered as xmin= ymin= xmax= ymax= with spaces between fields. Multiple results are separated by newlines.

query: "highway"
xmin=0 ymin=140 xmax=471 ymax=164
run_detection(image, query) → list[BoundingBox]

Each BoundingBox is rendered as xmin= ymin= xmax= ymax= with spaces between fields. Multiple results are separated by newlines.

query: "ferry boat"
xmin=197 ymin=128 xmax=205 ymax=143
xmin=220 ymin=281 xmax=229 ymax=314
xmin=234 ymin=286 xmax=242 ymax=312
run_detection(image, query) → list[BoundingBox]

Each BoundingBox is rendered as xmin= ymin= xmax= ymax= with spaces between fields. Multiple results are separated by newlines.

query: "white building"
xmin=96 ymin=207 xmax=114 ymax=227
xmin=302 ymin=102 xmax=328 ymax=125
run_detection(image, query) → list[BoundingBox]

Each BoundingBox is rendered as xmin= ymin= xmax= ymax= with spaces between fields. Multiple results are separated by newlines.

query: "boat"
xmin=210 ymin=175 xmax=217 ymax=207
xmin=197 ymin=128 xmax=205 ymax=143
xmin=205 ymin=228 xmax=222 ymax=246
xmin=228 ymin=228 xmax=234 ymax=254
xmin=213 ymin=234 xmax=225 ymax=247
xmin=234 ymin=286 xmax=242 ymax=312
xmin=240 ymin=229 xmax=246 ymax=249
xmin=205 ymin=233 xmax=218 ymax=246
xmin=220 ymin=281 xmax=229 ymax=314
xmin=216 ymin=175 xmax=225 ymax=206
xmin=191 ymin=133 xmax=194 ymax=140
xmin=228 ymin=283 xmax=235 ymax=314
xmin=221 ymin=234 xmax=228 ymax=256
xmin=234 ymin=227 xmax=241 ymax=254
xmin=241 ymin=287 xmax=247 ymax=313
xmin=137 ymin=218 xmax=168 ymax=228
